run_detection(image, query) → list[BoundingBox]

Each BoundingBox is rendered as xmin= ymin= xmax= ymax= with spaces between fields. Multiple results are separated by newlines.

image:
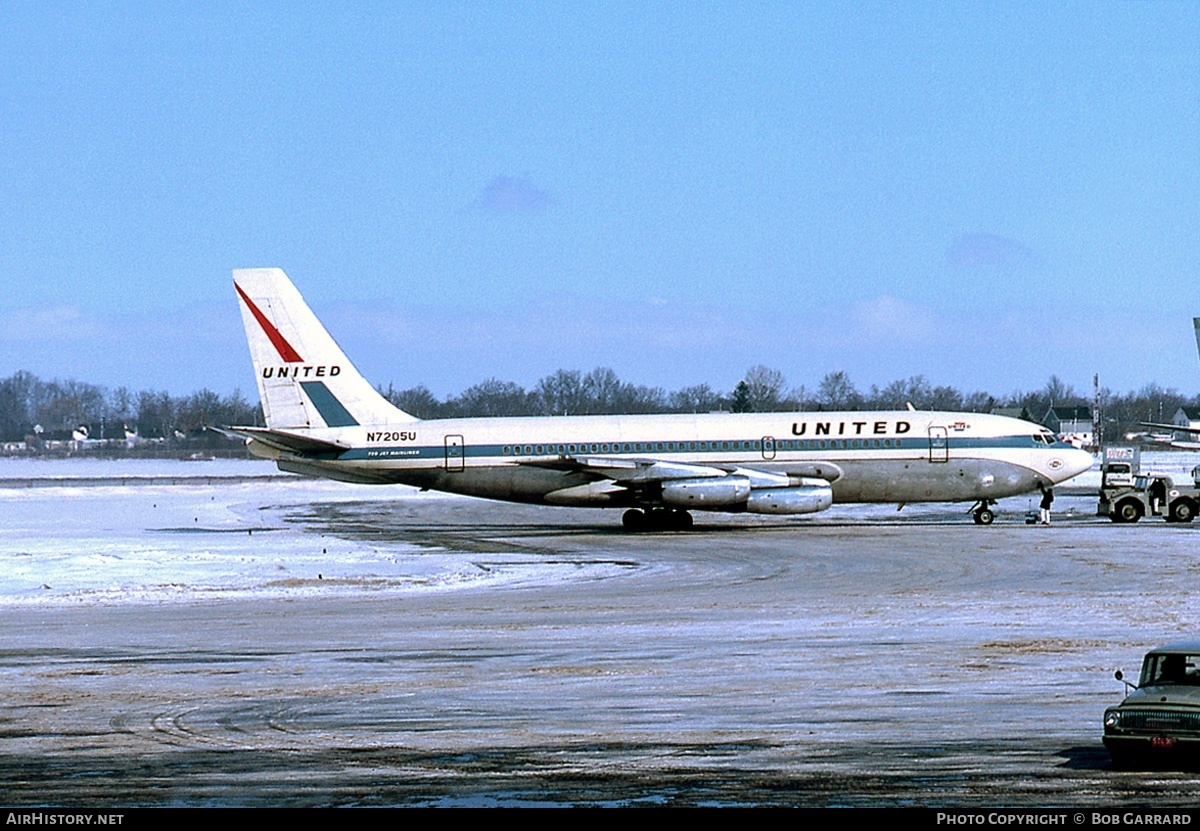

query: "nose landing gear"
xmin=969 ymin=500 xmax=995 ymax=525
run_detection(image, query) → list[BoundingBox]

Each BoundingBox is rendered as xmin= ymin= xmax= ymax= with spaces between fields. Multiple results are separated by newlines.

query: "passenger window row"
xmin=499 ymin=438 xmax=903 ymax=455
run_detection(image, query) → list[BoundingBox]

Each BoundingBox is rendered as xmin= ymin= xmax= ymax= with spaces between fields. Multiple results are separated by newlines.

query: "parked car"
xmin=1103 ymin=642 xmax=1200 ymax=768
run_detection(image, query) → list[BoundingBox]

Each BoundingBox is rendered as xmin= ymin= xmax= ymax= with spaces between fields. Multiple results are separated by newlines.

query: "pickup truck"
xmin=1104 ymin=642 xmax=1200 ymax=768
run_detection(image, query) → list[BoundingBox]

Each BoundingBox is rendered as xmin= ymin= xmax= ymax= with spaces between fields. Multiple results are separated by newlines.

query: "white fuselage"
xmin=252 ymin=409 xmax=1094 ymax=510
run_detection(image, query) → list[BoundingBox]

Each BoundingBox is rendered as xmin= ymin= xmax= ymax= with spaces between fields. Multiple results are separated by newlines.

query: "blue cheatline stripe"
xmin=299 ymin=381 xmax=360 ymax=428
xmin=336 ymin=433 xmax=1049 ymax=462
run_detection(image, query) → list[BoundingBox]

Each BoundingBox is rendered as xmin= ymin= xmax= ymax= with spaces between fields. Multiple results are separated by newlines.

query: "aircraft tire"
xmin=622 ymin=509 xmax=647 ymax=532
xmin=973 ymin=508 xmax=994 ymax=525
xmin=637 ymin=508 xmax=693 ymax=532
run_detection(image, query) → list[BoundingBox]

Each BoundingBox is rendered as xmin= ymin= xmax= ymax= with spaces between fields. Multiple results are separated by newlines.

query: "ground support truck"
xmin=1097 ymin=447 xmax=1200 ymax=523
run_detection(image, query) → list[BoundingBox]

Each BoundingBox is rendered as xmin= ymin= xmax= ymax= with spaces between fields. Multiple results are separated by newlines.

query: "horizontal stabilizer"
xmin=276 ymin=458 xmax=394 ymax=484
xmin=212 ymin=425 xmax=347 ymax=456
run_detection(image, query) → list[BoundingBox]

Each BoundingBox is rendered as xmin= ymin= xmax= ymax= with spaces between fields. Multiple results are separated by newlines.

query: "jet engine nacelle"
xmin=745 ymin=484 xmax=833 ymax=515
xmin=662 ymin=476 xmax=752 ymax=507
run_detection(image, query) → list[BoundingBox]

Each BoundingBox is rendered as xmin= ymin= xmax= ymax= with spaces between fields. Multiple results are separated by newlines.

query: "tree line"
xmin=1 ymin=366 xmax=1194 ymax=447
xmin=0 ymin=371 xmax=261 ymax=443
xmin=380 ymin=365 xmax=1196 ymax=446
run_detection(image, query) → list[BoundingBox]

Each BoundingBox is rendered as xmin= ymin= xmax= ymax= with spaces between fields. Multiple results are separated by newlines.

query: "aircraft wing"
xmin=521 ymin=455 xmax=732 ymax=482
xmin=520 ymin=455 xmax=843 ymax=485
xmin=1139 ymin=421 xmax=1200 ymax=435
xmin=527 ymin=454 xmax=841 ymax=511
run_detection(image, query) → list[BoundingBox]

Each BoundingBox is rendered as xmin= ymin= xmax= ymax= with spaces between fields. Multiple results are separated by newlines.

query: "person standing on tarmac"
xmin=1039 ymin=484 xmax=1055 ymax=525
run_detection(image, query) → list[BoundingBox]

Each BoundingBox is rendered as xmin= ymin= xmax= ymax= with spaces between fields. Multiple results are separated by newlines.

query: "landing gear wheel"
xmin=969 ymin=500 xmax=995 ymax=525
xmin=622 ymin=509 xmax=647 ymax=531
xmin=646 ymin=508 xmax=669 ymax=530
xmin=628 ymin=508 xmax=693 ymax=531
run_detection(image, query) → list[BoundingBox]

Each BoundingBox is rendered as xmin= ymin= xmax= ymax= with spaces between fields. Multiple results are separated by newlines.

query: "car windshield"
xmin=1140 ymin=653 xmax=1200 ymax=686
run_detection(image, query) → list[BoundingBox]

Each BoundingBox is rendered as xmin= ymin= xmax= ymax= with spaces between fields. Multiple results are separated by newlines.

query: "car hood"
xmin=1119 ymin=685 xmax=1200 ymax=707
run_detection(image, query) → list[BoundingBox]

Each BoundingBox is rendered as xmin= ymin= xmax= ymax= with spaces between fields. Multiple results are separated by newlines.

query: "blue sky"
xmin=1 ymin=2 xmax=1198 ymax=400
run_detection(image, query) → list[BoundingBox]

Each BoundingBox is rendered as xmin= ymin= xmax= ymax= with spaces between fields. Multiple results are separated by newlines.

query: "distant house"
xmin=1043 ymin=406 xmax=1095 ymax=449
xmin=990 ymin=406 xmax=1034 ymax=423
xmin=1172 ymin=407 xmax=1200 ymax=441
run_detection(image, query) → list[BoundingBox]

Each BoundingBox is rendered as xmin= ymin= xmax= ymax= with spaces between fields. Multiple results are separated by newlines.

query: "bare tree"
xmin=612 ymin=382 xmax=667 ymax=414
xmin=136 ymin=390 xmax=176 ymax=439
xmin=537 ymin=369 xmax=586 ymax=415
xmin=962 ymin=391 xmax=996 ymax=413
xmin=582 ymin=367 xmax=623 ymax=414
xmin=670 ymin=384 xmax=722 ymax=413
xmin=380 ymin=384 xmax=442 ymax=419
xmin=37 ymin=379 xmax=105 ymax=433
xmin=816 ymin=371 xmax=860 ymax=410
xmin=0 ymin=371 xmax=38 ymax=441
xmin=451 ymin=378 xmax=541 ymax=417
xmin=740 ymin=365 xmax=787 ymax=412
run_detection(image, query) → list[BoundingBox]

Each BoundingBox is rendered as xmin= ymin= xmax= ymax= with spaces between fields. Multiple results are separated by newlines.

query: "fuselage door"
xmin=761 ymin=436 xmax=776 ymax=460
xmin=928 ymin=426 xmax=948 ymax=463
xmin=444 ymin=434 xmax=465 ymax=472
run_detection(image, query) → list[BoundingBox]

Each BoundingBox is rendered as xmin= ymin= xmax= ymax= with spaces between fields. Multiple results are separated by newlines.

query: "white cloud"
xmin=851 ymin=296 xmax=937 ymax=342
xmin=0 ymin=306 xmax=105 ymax=342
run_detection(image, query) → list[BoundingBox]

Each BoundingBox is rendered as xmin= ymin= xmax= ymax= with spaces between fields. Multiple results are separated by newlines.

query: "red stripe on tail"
xmin=235 ymin=283 xmax=305 ymax=363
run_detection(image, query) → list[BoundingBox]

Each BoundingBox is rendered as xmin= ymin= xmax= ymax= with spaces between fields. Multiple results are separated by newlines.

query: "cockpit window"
xmin=1140 ymin=653 xmax=1200 ymax=686
xmin=1032 ymin=432 xmax=1055 ymax=445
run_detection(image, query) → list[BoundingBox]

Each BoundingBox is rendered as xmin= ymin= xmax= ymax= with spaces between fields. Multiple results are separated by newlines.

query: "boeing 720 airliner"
xmin=226 ymin=268 xmax=1093 ymax=529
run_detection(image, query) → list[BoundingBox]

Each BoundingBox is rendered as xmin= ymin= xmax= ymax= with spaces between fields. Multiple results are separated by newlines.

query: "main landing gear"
xmin=969 ymin=500 xmax=996 ymax=525
xmin=622 ymin=508 xmax=694 ymax=532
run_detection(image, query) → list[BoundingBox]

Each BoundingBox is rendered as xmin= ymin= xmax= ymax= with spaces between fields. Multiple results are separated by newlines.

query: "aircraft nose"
xmin=1050 ymin=447 xmax=1095 ymax=483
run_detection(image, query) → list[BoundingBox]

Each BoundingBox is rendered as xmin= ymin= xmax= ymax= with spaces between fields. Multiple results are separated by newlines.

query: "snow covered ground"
xmin=0 ymin=456 xmax=277 ymax=479
xmin=0 ymin=458 xmax=630 ymax=606
xmin=3 ymin=449 xmax=1195 ymax=609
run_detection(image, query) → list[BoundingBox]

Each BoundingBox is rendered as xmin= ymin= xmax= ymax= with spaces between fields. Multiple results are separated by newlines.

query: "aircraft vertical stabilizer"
xmin=233 ymin=268 xmax=416 ymax=430
xmin=1193 ymin=317 xmax=1200 ymax=368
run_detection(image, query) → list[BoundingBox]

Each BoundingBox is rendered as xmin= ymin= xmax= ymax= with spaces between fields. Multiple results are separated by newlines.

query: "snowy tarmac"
xmin=3 ymin=457 xmax=1200 ymax=806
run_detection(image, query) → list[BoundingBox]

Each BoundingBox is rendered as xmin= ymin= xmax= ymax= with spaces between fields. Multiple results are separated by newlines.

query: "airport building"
xmin=1043 ymin=406 xmax=1095 ymax=450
